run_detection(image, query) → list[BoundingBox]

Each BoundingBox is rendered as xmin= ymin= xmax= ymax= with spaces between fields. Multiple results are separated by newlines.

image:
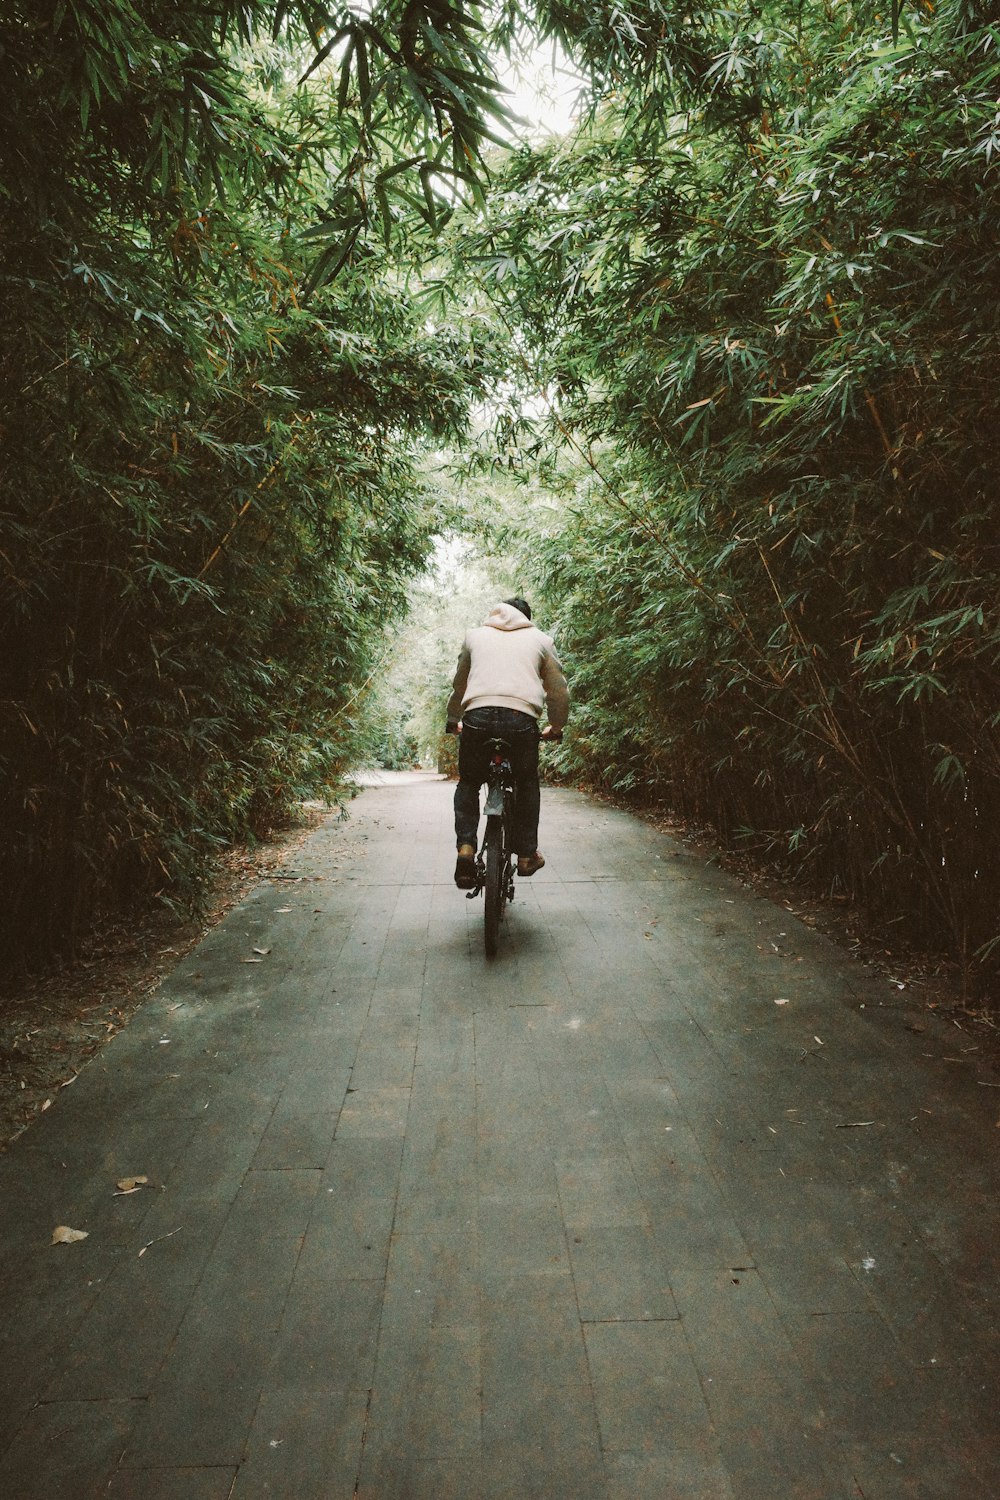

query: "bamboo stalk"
xmin=196 ymin=415 xmax=313 ymax=581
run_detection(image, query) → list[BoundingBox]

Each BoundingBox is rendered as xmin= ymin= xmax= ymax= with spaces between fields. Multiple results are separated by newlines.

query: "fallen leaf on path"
xmin=115 ymin=1175 xmax=149 ymax=1194
xmin=242 ymin=958 xmax=263 ymax=963
xmin=275 ymin=907 xmax=293 ymax=913
xmin=836 ymin=1120 xmax=876 ymax=1128
xmin=774 ymin=998 xmax=790 ymax=1006
xmin=252 ymin=947 xmax=271 ymax=956
xmin=52 ymin=1225 xmax=88 ymax=1245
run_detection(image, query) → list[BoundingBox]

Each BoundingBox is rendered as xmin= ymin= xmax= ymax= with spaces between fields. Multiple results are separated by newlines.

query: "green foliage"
xmin=449 ymin=0 xmax=1000 ymax=993
xmin=4 ymin=0 xmax=999 ymax=1001
xmin=0 ymin=0 xmax=503 ymax=963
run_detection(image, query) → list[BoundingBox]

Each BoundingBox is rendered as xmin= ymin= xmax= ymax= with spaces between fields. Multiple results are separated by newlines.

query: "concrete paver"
xmin=1 ymin=773 xmax=998 ymax=1498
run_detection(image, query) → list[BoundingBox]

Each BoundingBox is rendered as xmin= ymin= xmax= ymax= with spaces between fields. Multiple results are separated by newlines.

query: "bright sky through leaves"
xmin=499 ymin=43 xmax=582 ymax=139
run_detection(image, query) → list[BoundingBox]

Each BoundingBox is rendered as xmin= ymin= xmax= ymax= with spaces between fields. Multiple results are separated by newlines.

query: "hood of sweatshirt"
xmin=483 ymin=602 xmax=534 ymax=631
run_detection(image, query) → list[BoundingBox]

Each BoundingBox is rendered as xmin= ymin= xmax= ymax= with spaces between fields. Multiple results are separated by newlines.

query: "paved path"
xmin=1 ymin=776 xmax=998 ymax=1500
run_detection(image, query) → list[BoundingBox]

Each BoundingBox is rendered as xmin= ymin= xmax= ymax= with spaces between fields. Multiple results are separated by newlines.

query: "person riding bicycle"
xmin=446 ymin=597 xmax=569 ymax=890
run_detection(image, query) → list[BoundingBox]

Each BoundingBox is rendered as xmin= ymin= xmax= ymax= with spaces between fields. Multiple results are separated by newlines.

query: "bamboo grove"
xmin=454 ymin=0 xmax=1000 ymax=995
xmin=0 ymin=0 xmax=510 ymax=961
xmin=2 ymin=0 xmax=998 ymax=994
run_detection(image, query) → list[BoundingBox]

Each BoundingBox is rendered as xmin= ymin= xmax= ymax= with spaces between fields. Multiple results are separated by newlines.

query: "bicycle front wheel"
xmin=483 ymin=814 xmax=504 ymax=956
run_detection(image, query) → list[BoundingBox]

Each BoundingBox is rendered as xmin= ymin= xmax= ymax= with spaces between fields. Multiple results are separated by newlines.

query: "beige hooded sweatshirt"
xmin=446 ymin=603 xmax=569 ymax=729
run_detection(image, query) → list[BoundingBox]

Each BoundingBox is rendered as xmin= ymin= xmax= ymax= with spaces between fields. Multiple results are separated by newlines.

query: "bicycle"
xmin=465 ymin=735 xmax=517 ymax=957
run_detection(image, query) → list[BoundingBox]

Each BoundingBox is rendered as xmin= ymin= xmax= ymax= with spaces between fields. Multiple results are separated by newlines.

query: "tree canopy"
xmin=448 ymin=0 xmax=1000 ymax=994
xmin=2 ymin=0 xmax=998 ymax=994
xmin=0 ymin=0 xmax=509 ymax=957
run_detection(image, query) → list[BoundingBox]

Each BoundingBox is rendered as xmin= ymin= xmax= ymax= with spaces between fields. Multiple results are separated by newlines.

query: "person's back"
xmin=446 ymin=598 xmax=569 ymax=888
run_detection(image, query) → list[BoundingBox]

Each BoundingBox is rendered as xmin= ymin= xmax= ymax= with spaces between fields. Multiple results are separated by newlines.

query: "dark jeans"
xmin=455 ymin=707 xmax=540 ymax=857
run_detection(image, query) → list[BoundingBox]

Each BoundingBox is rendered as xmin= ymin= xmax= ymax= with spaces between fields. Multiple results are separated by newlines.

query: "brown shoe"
xmin=455 ymin=844 xmax=476 ymax=889
xmin=517 ymin=850 xmax=545 ymax=877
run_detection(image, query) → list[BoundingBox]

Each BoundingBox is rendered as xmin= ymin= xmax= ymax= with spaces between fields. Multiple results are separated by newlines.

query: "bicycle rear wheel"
xmin=483 ymin=814 xmax=504 ymax=956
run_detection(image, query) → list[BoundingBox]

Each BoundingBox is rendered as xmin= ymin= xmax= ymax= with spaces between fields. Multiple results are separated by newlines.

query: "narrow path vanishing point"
xmin=0 ymin=774 xmax=997 ymax=1500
